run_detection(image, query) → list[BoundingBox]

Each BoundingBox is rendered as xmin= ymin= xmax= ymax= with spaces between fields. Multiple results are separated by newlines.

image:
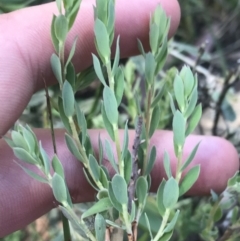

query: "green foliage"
xmin=6 ymin=0 xmax=224 ymax=240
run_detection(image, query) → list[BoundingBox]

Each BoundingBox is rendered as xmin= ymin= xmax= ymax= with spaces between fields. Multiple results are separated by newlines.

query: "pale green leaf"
xmin=92 ymin=54 xmax=106 ymax=86
xmin=163 ymin=177 xmax=179 ymax=209
xmin=136 ymin=176 xmax=148 ymax=207
xmin=51 ymin=54 xmax=62 ymax=86
xmin=95 ymin=214 xmax=106 ymax=241
xmin=103 ymin=86 xmax=118 ymax=124
xmin=13 ymin=147 xmax=38 ymax=165
xmin=163 ymin=151 xmax=172 ymax=178
xmin=174 ymin=75 xmax=185 ymax=112
xmin=52 ymin=154 xmax=65 ymax=178
xmin=179 ymin=165 xmax=200 ymax=196
xmin=15 ymin=162 xmax=48 ymax=183
xmin=94 ymin=18 xmax=110 ymax=63
xmin=112 ymin=174 xmax=128 ymax=205
xmin=82 ymin=198 xmax=113 ymax=219
xmin=62 ymin=80 xmax=75 ymax=117
xmin=89 ymin=154 xmax=100 ymax=182
xmin=54 ymin=14 xmax=68 ymax=43
xmin=185 ymin=104 xmax=202 ymax=136
xmin=149 ymin=105 xmax=161 ymax=137
xmin=156 ymin=179 xmax=166 ymax=216
xmin=52 ymin=173 xmax=68 ymax=203
xmin=181 ymin=142 xmax=200 ymax=171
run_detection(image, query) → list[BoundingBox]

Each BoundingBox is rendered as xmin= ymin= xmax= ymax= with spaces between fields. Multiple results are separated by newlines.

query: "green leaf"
xmin=65 ymin=133 xmax=84 ymax=163
xmin=163 ymin=151 xmax=172 ymax=178
xmin=92 ymin=54 xmax=106 ymax=86
xmin=94 ymin=18 xmax=110 ymax=63
xmin=112 ymin=36 xmax=120 ymax=76
xmin=39 ymin=142 xmax=50 ymax=175
xmin=173 ymin=111 xmax=186 ymax=156
xmin=112 ymin=174 xmax=128 ymax=205
xmin=75 ymin=102 xmax=87 ymax=144
xmin=101 ymin=103 xmax=115 ymax=140
xmin=168 ymin=92 xmax=176 ymax=114
xmin=22 ymin=127 xmax=36 ymax=153
xmin=145 ymin=52 xmax=156 ymax=87
xmin=213 ymin=206 xmax=222 ymax=222
xmin=179 ymin=165 xmax=200 ymax=196
xmin=51 ymin=15 xmax=59 ymax=52
xmin=54 ymin=14 xmax=68 ymax=43
xmin=130 ymin=201 xmax=136 ymax=222
xmin=66 ymin=62 xmax=76 ymax=89
xmin=158 ymin=230 xmax=173 ymax=241
xmin=52 ymin=173 xmax=68 ymax=204
xmin=180 ymin=66 xmax=195 ymax=98
xmin=155 ymin=36 xmax=168 ymax=73
xmin=124 ymin=150 xmax=132 ymax=184
xmin=13 ymin=147 xmax=38 ymax=165
xmin=108 ymin=182 xmax=122 ymax=212
xmin=149 ymin=105 xmax=161 ymax=137
xmin=163 ymin=177 xmax=179 ymax=209
xmin=181 ymin=142 xmax=200 ymax=171
xmin=114 ymin=67 xmax=125 ymax=106
xmin=137 ymin=39 xmax=146 ymax=57
xmin=95 ymin=214 xmax=106 ymax=241
xmin=63 ymin=0 xmax=73 ymax=11
xmin=136 ymin=176 xmax=148 ymax=207
xmin=11 ymin=130 xmax=29 ymax=151
xmin=94 ymin=0 xmax=108 ymax=23
xmin=67 ymin=0 xmax=82 ymax=30
xmin=52 ymin=155 xmax=65 ymax=178
xmin=15 ymin=162 xmax=48 ymax=183
xmin=228 ymin=171 xmax=239 ymax=187
xmin=164 ymin=210 xmax=180 ymax=232
xmin=105 ymin=139 xmax=118 ymax=173
xmin=83 ymin=168 xmax=98 ymax=191
xmin=89 ymin=154 xmax=100 ymax=182
xmin=156 ymin=179 xmax=166 ymax=216
xmin=121 ymin=121 xmax=129 ymax=159
xmin=4 ymin=136 xmax=16 ymax=148
xmin=103 ymin=86 xmax=118 ymax=124
xmin=174 ymin=75 xmax=185 ymax=112
xmin=150 ymin=23 xmax=160 ymax=54
xmin=59 ymin=206 xmax=85 ymax=234
xmin=144 ymin=213 xmax=153 ymax=240
xmin=107 ymin=0 xmax=115 ymax=45
xmin=145 ymin=146 xmax=157 ymax=176
xmin=62 ymin=80 xmax=75 ymax=117
xmin=58 ymin=97 xmax=72 ymax=133
xmin=66 ymin=36 xmax=77 ymax=67
xmin=151 ymin=81 xmax=166 ymax=108
xmin=185 ymin=104 xmax=202 ymax=136
xmin=82 ymin=198 xmax=113 ymax=219
xmin=51 ymin=54 xmax=62 ymax=86
xmin=99 ymin=167 xmax=109 ymax=188
xmin=98 ymin=135 xmax=103 ymax=165
xmin=184 ymin=86 xmax=197 ymax=118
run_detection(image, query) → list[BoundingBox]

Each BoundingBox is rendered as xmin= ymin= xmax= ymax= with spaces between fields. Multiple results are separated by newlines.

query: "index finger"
xmin=0 ymin=0 xmax=180 ymax=135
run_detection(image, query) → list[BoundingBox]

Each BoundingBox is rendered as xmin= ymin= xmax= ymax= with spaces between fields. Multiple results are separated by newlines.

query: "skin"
xmin=0 ymin=0 xmax=239 ymax=237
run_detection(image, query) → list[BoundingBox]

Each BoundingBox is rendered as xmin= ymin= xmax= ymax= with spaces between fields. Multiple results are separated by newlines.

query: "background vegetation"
xmin=1 ymin=0 xmax=240 ymax=240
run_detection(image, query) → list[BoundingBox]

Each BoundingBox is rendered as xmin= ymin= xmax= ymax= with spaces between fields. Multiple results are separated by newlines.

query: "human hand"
xmin=0 ymin=0 xmax=238 ymax=237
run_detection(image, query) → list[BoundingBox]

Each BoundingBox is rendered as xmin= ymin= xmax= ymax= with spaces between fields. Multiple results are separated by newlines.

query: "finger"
xmin=0 ymin=0 xmax=180 ymax=136
xmin=0 ymin=129 xmax=238 ymax=236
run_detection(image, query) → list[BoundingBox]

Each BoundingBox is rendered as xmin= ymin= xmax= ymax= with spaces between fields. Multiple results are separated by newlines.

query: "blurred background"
xmin=1 ymin=0 xmax=240 ymax=240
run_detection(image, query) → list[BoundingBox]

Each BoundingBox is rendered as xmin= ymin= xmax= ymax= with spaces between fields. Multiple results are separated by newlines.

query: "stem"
xmin=175 ymin=150 xmax=183 ymax=182
xmin=113 ymin=124 xmax=124 ymax=176
xmin=142 ymin=88 xmax=153 ymax=174
xmin=68 ymin=117 xmax=104 ymax=190
xmin=153 ymin=209 xmax=170 ymax=241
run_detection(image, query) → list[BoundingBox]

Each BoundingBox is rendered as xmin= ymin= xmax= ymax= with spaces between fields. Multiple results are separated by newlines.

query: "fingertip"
xmin=188 ymin=136 xmax=239 ymax=195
